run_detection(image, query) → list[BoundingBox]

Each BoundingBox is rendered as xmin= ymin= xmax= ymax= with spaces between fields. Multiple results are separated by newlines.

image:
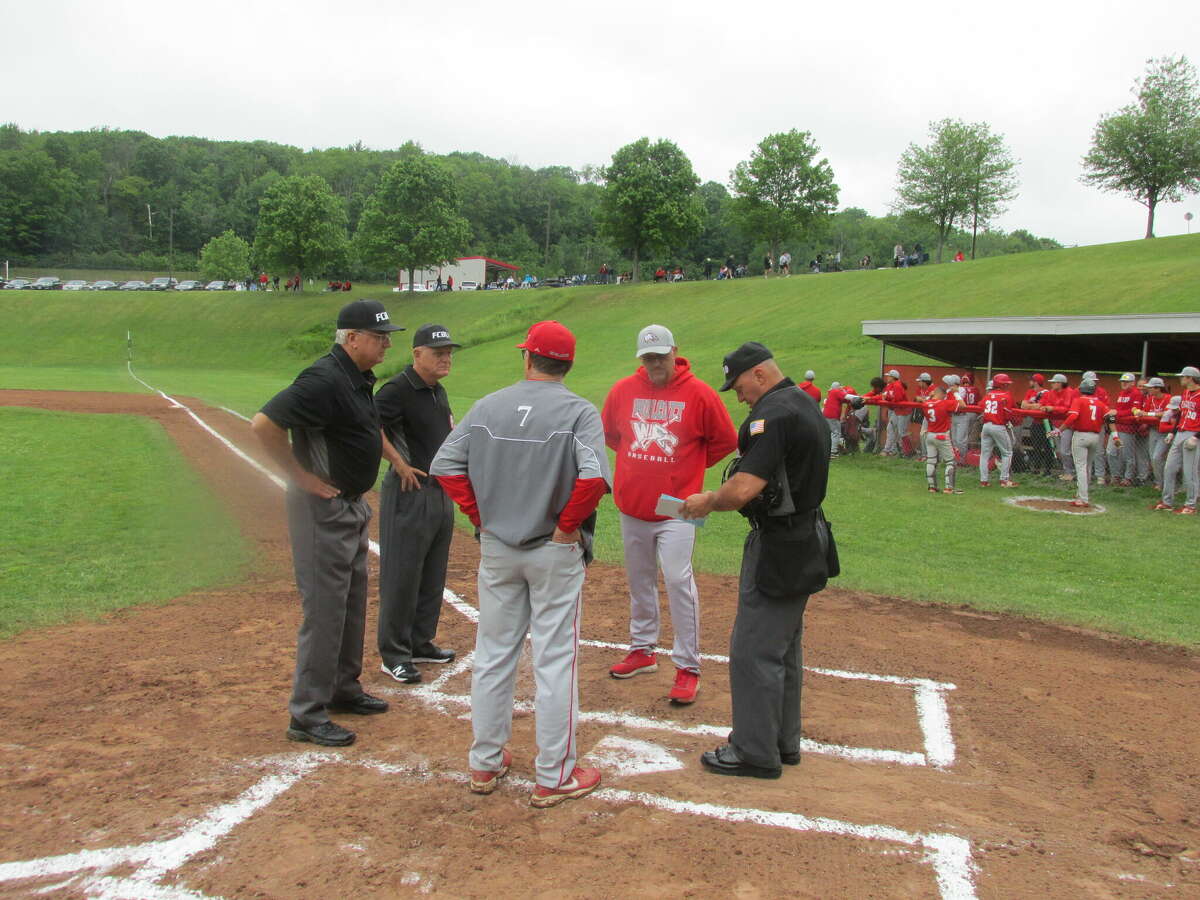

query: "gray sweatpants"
xmin=1161 ymin=434 xmax=1200 ymax=508
xmin=729 ymin=530 xmax=808 ymax=770
xmin=979 ymin=422 xmax=1013 ymax=482
xmin=471 ymin=533 xmax=585 ymax=788
xmin=285 ymin=489 xmax=372 ymax=727
xmin=925 ymin=430 xmax=955 ymax=490
xmin=377 ymin=474 xmax=454 ymax=668
xmin=826 ymin=417 xmax=842 ymax=455
xmin=621 ymin=513 xmax=701 ymax=673
xmin=1071 ymin=431 xmax=1101 ymax=504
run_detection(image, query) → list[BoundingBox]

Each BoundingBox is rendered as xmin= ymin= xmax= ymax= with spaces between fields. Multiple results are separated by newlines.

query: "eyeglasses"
xmin=356 ymin=330 xmax=391 ymax=342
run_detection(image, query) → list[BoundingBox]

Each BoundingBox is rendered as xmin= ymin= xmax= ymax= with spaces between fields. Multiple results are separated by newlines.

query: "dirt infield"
xmin=1 ymin=388 xmax=1199 ymax=899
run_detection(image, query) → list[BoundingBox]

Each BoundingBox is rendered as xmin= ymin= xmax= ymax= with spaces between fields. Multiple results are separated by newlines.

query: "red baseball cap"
xmin=517 ymin=320 xmax=575 ymax=361
xmin=1031 ymin=373 xmax=1045 ymax=385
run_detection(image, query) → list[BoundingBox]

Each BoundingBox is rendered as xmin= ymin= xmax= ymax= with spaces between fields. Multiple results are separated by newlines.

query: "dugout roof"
xmin=862 ymin=314 xmax=1200 ymax=377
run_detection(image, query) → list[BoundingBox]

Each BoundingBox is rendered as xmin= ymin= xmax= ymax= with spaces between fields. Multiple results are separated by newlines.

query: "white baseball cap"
xmin=805 ymin=369 xmax=816 ymax=381
xmin=1082 ymin=370 xmax=1098 ymax=381
xmin=917 ymin=372 xmax=932 ymax=382
xmin=1146 ymin=377 xmax=1166 ymax=388
xmin=1179 ymin=365 xmax=1200 ymax=378
xmin=636 ymin=324 xmax=675 ymax=357
xmin=830 ymin=381 xmax=842 ymax=389
xmin=1120 ymin=372 xmax=1136 ymax=382
xmin=886 ymin=369 xmax=901 ymax=378
xmin=1050 ymin=373 xmax=1069 ymax=384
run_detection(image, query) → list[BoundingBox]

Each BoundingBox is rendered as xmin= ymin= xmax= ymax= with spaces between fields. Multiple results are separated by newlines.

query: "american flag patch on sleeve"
xmin=749 ymin=419 xmax=765 ymax=435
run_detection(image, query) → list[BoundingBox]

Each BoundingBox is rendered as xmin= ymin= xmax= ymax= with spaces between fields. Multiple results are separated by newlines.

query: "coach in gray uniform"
xmin=431 ymin=320 xmax=611 ymax=808
xmin=681 ymin=342 xmax=836 ymax=779
xmin=252 ymin=299 xmax=402 ymax=747
xmin=376 ymin=324 xmax=460 ymax=685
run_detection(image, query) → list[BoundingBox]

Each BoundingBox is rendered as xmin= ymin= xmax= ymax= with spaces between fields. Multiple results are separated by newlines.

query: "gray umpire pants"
xmin=378 ymin=473 xmax=453 ymax=667
xmin=1071 ymin=432 xmax=1101 ymax=504
xmin=729 ymin=531 xmax=808 ymax=770
xmin=471 ymin=534 xmax=586 ymax=788
xmin=979 ymin=422 xmax=1013 ymax=482
xmin=1161 ymin=434 xmax=1200 ymax=508
xmin=285 ymin=489 xmax=371 ymax=727
xmin=621 ymin=513 xmax=701 ymax=673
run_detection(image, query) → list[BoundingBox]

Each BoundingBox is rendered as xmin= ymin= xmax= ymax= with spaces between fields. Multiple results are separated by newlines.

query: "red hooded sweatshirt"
xmin=601 ymin=357 xmax=738 ymax=521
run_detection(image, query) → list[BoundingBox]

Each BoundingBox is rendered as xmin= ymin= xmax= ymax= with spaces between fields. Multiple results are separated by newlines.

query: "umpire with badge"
xmin=251 ymin=299 xmax=402 ymax=747
xmin=681 ymin=342 xmax=837 ymax=778
xmin=376 ymin=324 xmax=460 ymax=684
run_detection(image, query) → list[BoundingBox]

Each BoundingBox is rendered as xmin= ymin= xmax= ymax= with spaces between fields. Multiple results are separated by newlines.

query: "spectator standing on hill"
xmin=251 ymin=300 xmax=403 ymax=747
xmin=893 ymin=244 xmax=905 ymax=268
xmin=763 ymin=254 xmax=773 ymax=278
xmin=1155 ymin=366 xmax=1200 ymax=514
xmin=1135 ymin=378 xmax=1173 ymax=489
xmin=881 ymin=369 xmax=908 ymax=455
xmin=375 ymin=324 xmax=461 ymax=686
xmin=978 ymin=374 xmax=1019 ymax=488
xmin=1052 ymin=380 xmax=1112 ymax=509
xmin=797 ymin=370 xmax=821 ymax=404
xmin=1109 ymin=373 xmax=1145 ymax=485
xmin=823 ymin=381 xmax=849 ymax=458
xmin=600 ymin=325 xmax=738 ymax=705
xmin=703 ymin=259 xmax=713 ymax=280
xmin=273 ymin=274 xmax=280 ymax=292
xmin=259 ymin=272 xmax=269 ymax=291
xmin=431 ymin=321 xmax=611 ymax=808
xmin=779 ymin=252 xmax=791 ymax=276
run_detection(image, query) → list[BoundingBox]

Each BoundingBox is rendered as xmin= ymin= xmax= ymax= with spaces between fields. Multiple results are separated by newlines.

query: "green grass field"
xmin=1 ymin=233 xmax=1198 ymax=644
xmin=0 ymin=407 xmax=250 ymax=638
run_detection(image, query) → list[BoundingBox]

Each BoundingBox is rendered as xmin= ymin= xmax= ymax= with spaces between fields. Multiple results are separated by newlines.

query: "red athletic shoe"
xmin=1069 ymin=499 xmax=1090 ymax=508
xmin=979 ymin=481 xmax=990 ymax=487
xmin=668 ymin=669 xmax=699 ymax=704
xmin=943 ymin=488 xmax=963 ymax=494
xmin=1119 ymin=478 xmax=1133 ymax=487
xmin=1152 ymin=502 xmax=1175 ymax=511
xmin=928 ymin=486 xmax=939 ymax=493
xmin=999 ymin=480 xmax=1019 ymax=488
xmin=1177 ymin=506 xmax=1197 ymax=515
xmin=469 ymin=747 xmax=512 ymax=795
xmin=610 ymin=648 xmax=658 ymax=679
xmin=530 ymin=767 xmax=601 ymax=808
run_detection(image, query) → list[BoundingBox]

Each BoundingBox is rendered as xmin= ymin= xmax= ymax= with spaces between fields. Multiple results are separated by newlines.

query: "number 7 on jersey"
xmin=517 ymin=405 xmax=532 ymax=426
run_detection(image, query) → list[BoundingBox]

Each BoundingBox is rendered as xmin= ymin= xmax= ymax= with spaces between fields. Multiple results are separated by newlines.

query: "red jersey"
xmin=1142 ymin=393 xmax=1173 ymax=432
xmin=798 ymin=380 xmax=821 ymax=404
xmin=883 ymin=380 xmax=907 ymax=407
xmin=601 ymin=357 xmax=738 ymax=521
xmin=823 ymin=386 xmax=847 ymax=419
xmin=981 ymin=389 xmax=1014 ymax=425
xmin=961 ymin=383 xmax=981 ymax=406
xmin=1179 ymin=388 xmax=1200 ymax=433
xmin=922 ymin=396 xmax=959 ymax=433
xmin=1061 ymin=395 xmax=1108 ymax=433
xmin=1044 ymin=387 xmax=1078 ymax=425
xmin=1113 ymin=387 xmax=1144 ymax=433
xmin=1093 ymin=385 xmax=1110 ymax=405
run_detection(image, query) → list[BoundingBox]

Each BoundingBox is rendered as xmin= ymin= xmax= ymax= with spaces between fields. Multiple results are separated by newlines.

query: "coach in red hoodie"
xmin=601 ymin=325 xmax=738 ymax=704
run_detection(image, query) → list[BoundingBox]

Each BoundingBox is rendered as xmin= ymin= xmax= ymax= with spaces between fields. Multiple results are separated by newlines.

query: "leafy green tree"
xmin=894 ymin=119 xmax=978 ymax=263
xmin=1082 ymin=55 xmax=1200 ymax=238
xmin=961 ymin=124 xmax=1019 ymax=259
xmin=253 ymin=175 xmax=348 ymax=280
xmin=199 ymin=229 xmax=251 ymax=282
xmin=0 ymin=148 xmax=79 ymax=256
xmin=599 ymin=138 xmax=703 ymax=282
xmin=729 ymin=130 xmax=839 ymax=265
xmin=355 ymin=153 xmax=471 ymax=291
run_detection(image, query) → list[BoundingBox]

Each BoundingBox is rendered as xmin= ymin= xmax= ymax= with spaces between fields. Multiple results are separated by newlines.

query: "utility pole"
xmin=544 ymin=198 xmax=551 ymax=266
xmin=168 ymin=210 xmax=174 ymax=283
xmin=146 ymin=204 xmax=154 ymax=244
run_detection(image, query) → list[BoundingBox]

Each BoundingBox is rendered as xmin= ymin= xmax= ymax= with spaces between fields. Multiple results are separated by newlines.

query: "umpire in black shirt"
xmin=251 ymin=299 xmax=403 ymax=747
xmin=376 ymin=323 xmax=460 ymax=684
xmin=681 ymin=342 xmax=837 ymax=778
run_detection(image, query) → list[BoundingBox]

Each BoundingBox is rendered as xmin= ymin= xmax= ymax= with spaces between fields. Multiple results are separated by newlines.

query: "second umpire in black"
xmin=251 ymin=299 xmax=403 ymax=747
xmin=681 ymin=342 xmax=837 ymax=778
xmin=376 ymin=324 xmax=460 ymax=684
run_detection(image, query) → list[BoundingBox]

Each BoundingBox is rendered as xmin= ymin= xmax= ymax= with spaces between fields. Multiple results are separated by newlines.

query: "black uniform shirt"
xmin=736 ymin=377 xmax=830 ymax=512
xmin=260 ymin=343 xmax=382 ymax=497
xmin=374 ymin=364 xmax=453 ymax=473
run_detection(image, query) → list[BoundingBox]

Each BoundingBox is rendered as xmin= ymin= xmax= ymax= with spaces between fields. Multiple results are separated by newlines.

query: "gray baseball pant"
xmin=1149 ymin=430 xmax=1169 ymax=485
xmin=1161 ymin=435 xmax=1200 ymax=508
xmin=1093 ymin=434 xmax=1108 ymax=481
xmin=1134 ymin=432 xmax=1152 ymax=483
xmin=1058 ymin=428 xmax=1076 ymax=475
xmin=470 ymin=533 xmax=585 ymax=788
xmin=620 ymin=513 xmax=701 ymax=673
xmin=925 ymin=431 xmax=955 ymax=490
xmin=951 ymin=413 xmax=975 ymax=457
xmin=729 ymin=530 xmax=808 ymax=770
xmin=1107 ymin=432 xmax=1138 ymax=480
xmin=826 ymin=417 xmax=842 ymax=455
xmin=285 ymin=489 xmax=372 ymax=727
xmin=979 ymin=422 xmax=1013 ymax=482
xmin=884 ymin=410 xmax=906 ymax=454
xmin=1071 ymin=432 xmax=1101 ymax=504
xmin=378 ymin=474 xmax=454 ymax=668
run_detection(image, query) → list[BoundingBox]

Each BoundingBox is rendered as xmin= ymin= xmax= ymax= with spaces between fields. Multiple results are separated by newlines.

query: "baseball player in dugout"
xmin=375 ymin=324 xmax=461 ymax=687
xmin=430 ymin=321 xmax=612 ymax=807
xmin=251 ymin=299 xmax=402 ymax=748
xmin=600 ymin=324 xmax=738 ymax=704
xmin=680 ymin=342 xmax=838 ymax=779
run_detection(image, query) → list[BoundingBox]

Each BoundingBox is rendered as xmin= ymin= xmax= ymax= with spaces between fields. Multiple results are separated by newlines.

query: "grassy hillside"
xmin=1 ymin=233 xmax=1199 ymax=644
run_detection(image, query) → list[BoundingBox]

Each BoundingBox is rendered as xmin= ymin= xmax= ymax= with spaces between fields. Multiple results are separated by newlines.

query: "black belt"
xmin=341 ymin=492 xmax=364 ymax=503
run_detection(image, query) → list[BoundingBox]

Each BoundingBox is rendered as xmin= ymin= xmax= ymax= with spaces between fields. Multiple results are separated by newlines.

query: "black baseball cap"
xmin=412 ymin=323 xmax=461 ymax=349
xmin=720 ymin=341 xmax=773 ymax=391
xmin=336 ymin=299 xmax=404 ymax=332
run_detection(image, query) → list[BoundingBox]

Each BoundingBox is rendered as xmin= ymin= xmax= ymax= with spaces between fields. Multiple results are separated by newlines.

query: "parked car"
xmin=30 ymin=276 xmax=62 ymax=290
xmin=3 ymin=278 xmax=33 ymax=290
xmin=147 ymin=277 xmax=178 ymax=291
xmin=118 ymin=280 xmax=148 ymax=291
xmin=458 ymin=281 xmax=479 ymax=291
xmin=204 ymin=280 xmax=229 ymax=291
xmin=175 ymin=280 xmax=203 ymax=291
xmin=61 ymin=280 xmax=89 ymax=291
xmin=90 ymin=280 xmax=118 ymax=291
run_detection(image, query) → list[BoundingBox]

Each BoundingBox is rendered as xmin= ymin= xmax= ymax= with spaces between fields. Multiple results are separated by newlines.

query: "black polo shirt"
xmin=260 ymin=344 xmax=382 ymax=497
xmin=736 ymin=377 xmax=830 ymax=513
xmin=374 ymin=364 xmax=453 ymax=473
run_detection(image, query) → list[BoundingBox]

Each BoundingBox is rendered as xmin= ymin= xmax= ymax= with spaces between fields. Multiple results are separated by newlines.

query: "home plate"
xmin=586 ymin=735 xmax=685 ymax=776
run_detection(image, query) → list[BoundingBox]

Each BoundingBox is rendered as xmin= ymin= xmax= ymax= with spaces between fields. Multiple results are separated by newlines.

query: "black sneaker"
xmin=286 ymin=719 xmax=355 ymax=746
xmin=381 ymin=662 xmax=421 ymax=683
xmin=780 ymin=750 xmax=801 ymax=765
xmin=413 ymin=645 xmax=455 ymax=664
xmin=327 ymin=692 xmax=389 ymax=715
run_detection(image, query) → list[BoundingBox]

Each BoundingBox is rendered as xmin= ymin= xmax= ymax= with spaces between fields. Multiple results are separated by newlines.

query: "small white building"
xmin=397 ymin=256 xmax=520 ymax=291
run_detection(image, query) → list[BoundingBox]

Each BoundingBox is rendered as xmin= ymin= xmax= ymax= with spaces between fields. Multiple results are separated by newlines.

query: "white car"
xmin=61 ymin=280 xmax=89 ymax=291
xmin=393 ymin=283 xmax=429 ymax=292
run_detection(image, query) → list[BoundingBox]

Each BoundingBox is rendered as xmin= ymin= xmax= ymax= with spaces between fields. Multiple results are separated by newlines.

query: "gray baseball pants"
xmin=470 ymin=533 xmax=585 ymax=788
xmin=884 ymin=410 xmax=906 ymax=454
xmin=620 ymin=513 xmax=701 ymax=673
xmin=1058 ymin=428 xmax=1076 ymax=475
xmin=729 ymin=530 xmax=808 ymax=770
xmin=1071 ymin=432 xmax=1101 ymax=504
xmin=979 ymin=422 xmax=1013 ymax=482
xmin=925 ymin=431 xmax=955 ymax=490
xmin=378 ymin=474 xmax=453 ymax=668
xmin=1150 ymin=430 xmax=1169 ymax=485
xmin=1106 ymin=432 xmax=1139 ymax=481
xmin=285 ymin=489 xmax=371 ymax=727
xmin=951 ymin=413 xmax=976 ymax=457
xmin=1161 ymin=435 xmax=1200 ymax=508
xmin=826 ymin=417 xmax=842 ymax=455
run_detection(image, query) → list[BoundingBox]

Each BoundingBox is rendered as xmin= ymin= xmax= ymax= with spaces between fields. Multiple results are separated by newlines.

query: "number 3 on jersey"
xmin=517 ymin=404 xmax=532 ymax=426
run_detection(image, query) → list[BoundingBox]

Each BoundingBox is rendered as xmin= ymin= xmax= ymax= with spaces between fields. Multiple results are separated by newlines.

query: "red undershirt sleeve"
xmin=435 ymin=474 xmax=481 ymax=527
xmin=557 ymin=477 xmax=609 ymax=533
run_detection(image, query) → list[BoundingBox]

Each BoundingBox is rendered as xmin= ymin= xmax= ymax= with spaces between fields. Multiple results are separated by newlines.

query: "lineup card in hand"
xmin=654 ymin=494 xmax=707 ymax=526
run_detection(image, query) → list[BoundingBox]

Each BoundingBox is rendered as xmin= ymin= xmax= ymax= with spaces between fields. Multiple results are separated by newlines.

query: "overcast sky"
xmin=3 ymin=0 xmax=1198 ymax=246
